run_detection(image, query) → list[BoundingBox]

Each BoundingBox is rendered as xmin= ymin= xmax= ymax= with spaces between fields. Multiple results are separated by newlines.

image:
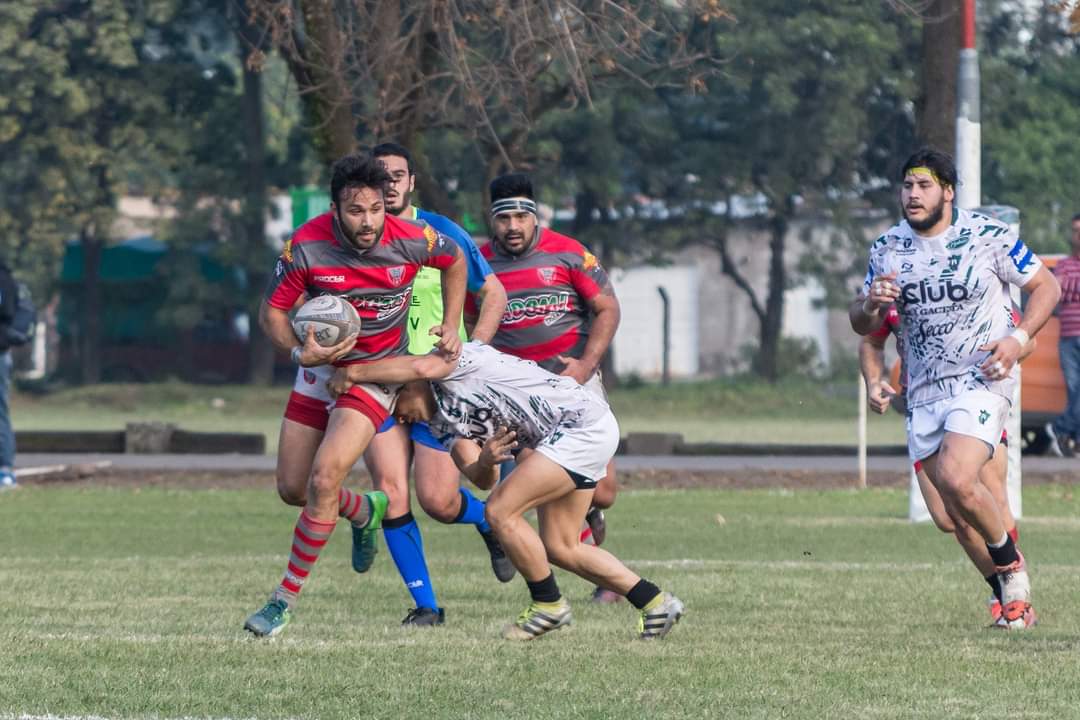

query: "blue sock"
xmin=454 ymin=487 xmax=491 ymax=534
xmin=382 ymin=513 xmax=438 ymax=610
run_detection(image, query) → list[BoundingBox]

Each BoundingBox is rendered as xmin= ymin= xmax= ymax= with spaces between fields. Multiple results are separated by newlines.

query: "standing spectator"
xmin=0 ymin=260 xmax=18 ymax=488
xmin=1046 ymin=213 xmax=1080 ymax=457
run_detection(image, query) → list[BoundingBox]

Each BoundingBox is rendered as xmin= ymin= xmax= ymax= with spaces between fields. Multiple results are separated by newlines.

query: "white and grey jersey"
xmin=428 ymin=341 xmax=612 ymax=450
xmin=862 ymin=208 xmax=1041 ymax=409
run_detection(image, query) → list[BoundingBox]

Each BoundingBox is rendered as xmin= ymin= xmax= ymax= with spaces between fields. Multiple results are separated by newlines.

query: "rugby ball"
xmin=292 ymin=295 xmax=361 ymax=347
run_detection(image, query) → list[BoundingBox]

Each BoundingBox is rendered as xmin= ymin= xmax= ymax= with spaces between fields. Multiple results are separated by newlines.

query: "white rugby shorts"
xmin=582 ymin=371 xmax=607 ymax=400
xmin=907 ymin=389 xmax=1010 ymax=462
xmin=535 ymin=407 xmax=620 ymax=486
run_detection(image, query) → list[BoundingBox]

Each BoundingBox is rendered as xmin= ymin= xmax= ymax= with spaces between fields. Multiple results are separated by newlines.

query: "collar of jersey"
xmin=908 ymin=207 xmax=961 ymax=244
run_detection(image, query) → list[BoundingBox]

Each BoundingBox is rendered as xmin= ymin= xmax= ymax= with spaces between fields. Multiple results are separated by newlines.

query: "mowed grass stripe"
xmin=3 ymin=484 xmax=1080 ymax=720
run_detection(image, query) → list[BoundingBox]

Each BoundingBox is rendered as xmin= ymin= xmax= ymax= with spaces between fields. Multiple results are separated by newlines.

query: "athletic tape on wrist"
xmin=1010 ymin=328 xmax=1030 ymax=347
xmin=291 ymin=346 xmax=303 ymax=365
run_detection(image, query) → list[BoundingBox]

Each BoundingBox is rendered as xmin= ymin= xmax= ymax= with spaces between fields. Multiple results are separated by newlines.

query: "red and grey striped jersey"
xmin=264 ymin=212 xmax=461 ymax=364
xmin=477 ymin=228 xmax=610 ymax=373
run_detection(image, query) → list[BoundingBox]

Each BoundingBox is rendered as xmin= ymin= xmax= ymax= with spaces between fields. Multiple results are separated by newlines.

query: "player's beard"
xmin=337 ymin=211 xmax=383 ymax=250
xmin=385 ymin=189 xmax=410 ymax=216
xmin=904 ymin=196 xmax=946 ymax=233
xmin=495 ymin=228 xmax=536 ymax=256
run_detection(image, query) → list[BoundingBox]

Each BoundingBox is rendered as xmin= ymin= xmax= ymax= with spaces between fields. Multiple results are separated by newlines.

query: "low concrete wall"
xmin=16 ymin=424 xmax=265 ymax=455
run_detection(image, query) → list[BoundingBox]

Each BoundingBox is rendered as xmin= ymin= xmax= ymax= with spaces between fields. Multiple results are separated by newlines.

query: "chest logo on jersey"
xmin=946 ymin=228 xmax=972 ymax=250
xmin=386 ymin=266 xmax=406 ymax=286
xmin=355 ymin=289 xmax=411 ymax=320
xmin=537 ymin=267 xmax=556 ymax=285
xmin=314 ymin=274 xmax=345 ymax=284
xmin=503 ymin=292 xmax=572 ymax=324
xmin=901 ymin=279 xmax=970 ymax=305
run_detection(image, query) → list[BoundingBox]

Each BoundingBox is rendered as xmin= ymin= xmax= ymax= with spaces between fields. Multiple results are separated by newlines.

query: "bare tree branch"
xmin=247 ymin=0 xmax=727 ymax=171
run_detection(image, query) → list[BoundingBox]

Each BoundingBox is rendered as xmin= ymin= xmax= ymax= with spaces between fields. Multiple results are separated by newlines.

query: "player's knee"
xmin=543 ymin=540 xmax=576 ymax=571
xmin=929 ymin=512 xmax=955 ymax=534
xmin=934 ymin=459 xmax=977 ymax=502
xmin=592 ymin=477 xmax=616 ymax=509
xmin=276 ymin=475 xmax=307 ymax=507
xmin=417 ymin=490 xmax=458 ymax=523
xmin=372 ymin=473 xmax=409 ymax=511
xmin=484 ymin=499 xmax=513 ymax=534
xmin=308 ymin=462 xmax=347 ymax=502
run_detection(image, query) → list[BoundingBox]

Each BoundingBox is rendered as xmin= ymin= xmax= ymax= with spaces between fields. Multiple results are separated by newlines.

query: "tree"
xmin=981 ymin=4 xmax=1080 ymax=251
xmin=247 ymin=0 xmax=726 ymax=214
xmin=910 ymin=0 xmax=961 ymax=154
xmin=654 ymin=0 xmax=913 ymax=380
xmin=0 ymin=1 xmax=193 ymax=383
xmin=156 ymin=2 xmax=319 ymax=385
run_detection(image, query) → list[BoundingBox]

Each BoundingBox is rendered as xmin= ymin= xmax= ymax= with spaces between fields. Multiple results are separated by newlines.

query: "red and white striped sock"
xmin=272 ymin=511 xmax=336 ymax=609
xmin=338 ymin=488 xmax=370 ymax=526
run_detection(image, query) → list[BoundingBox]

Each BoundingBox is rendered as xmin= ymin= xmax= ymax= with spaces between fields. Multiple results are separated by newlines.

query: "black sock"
xmin=985 ymin=574 xmax=1003 ymax=603
xmin=451 ymin=492 xmax=467 ymax=524
xmin=986 ymin=534 xmax=1020 ymax=568
xmin=382 ymin=511 xmax=415 ymax=529
xmin=625 ymin=579 xmax=662 ymax=610
xmin=525 ymin=573 xmax=561 ymax=603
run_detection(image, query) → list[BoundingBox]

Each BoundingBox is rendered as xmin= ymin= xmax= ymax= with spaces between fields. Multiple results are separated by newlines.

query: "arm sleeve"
xmin=262 ymin=238 xmax=309 ymax=310
xmin=861 ymin=260 xmax=877 ymax=296
xmin=568 ymin=244 xmax=610 ymax=302
xmin=992 ymin=231 xmax=1042 ymax=286
xmin=401 ymin=225 xmax=461 ymax=271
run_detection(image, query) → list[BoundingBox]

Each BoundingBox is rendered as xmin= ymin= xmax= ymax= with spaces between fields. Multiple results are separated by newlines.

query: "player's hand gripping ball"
xmin=292 ymin=295 xmax=362 ymax=347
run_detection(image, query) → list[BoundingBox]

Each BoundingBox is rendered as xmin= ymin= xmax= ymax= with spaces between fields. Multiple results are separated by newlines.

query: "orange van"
xmin=1018 ymin=254 xmax=1067 ymax=453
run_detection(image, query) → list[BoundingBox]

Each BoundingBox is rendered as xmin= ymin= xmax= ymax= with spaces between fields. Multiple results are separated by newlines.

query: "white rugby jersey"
xmin=863 ymin=208 xmax=1041 ymax=409
xmin=427 ymin=341 xmax=613 ymax=449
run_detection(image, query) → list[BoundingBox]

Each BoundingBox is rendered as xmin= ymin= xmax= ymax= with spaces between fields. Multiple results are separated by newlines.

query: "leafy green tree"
xmin=156 ymin=2 xmax=319 ymax=384
xmin=981 ymin=5 xmax=1080 ymax=252
xmin=0 ymin=1 xmax=196 ymax=383
xmin=562 ymin=0 xmax=914 ymax=380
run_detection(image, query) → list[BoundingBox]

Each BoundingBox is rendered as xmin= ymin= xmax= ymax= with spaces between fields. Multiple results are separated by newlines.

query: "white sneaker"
xmin=0 ymin=471 xmax=16 ymax=490
xmin=996 ymin=552 xmax=1033 ymax=630
xmin=1045 ymin=423 xmax=1067 ymax=457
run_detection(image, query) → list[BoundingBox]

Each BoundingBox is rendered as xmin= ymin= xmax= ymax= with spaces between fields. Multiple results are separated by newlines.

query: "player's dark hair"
xmin=489 ymin=172 xmax=535 ymax=203
xmin=900 ymin=148 xmax=958 ymax=189
xmin=371 ymin=142 xmax=413 ymax=174
xmin=1071 ymin=212 xmax=1080 ymax=224
xmin=330 ymin=154 xmax=393 ymax=204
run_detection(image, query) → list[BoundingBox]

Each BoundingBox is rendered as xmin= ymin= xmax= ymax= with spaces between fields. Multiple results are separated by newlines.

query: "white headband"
xmin=490 ymin=198 xmax=537 ymax=217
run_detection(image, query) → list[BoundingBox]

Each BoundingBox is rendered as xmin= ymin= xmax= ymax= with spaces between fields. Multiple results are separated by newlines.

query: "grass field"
xmin=10 ymin=377 xmax=907 ymax=452
xmin=3 ymin=481 xmax=1080 ymax=719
